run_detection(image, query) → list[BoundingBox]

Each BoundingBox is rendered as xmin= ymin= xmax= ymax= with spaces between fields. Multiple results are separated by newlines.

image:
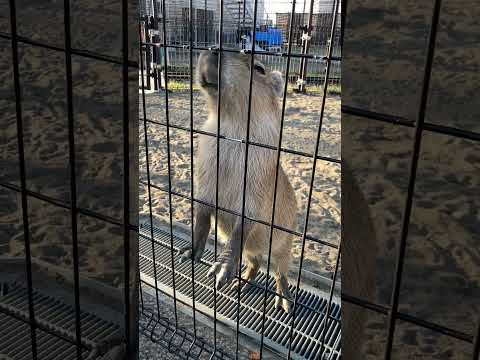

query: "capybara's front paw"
xmin=207 ymin=258 xmax=238 ymax=290
xmin=177 ymin=245 xmax=204 ymax=264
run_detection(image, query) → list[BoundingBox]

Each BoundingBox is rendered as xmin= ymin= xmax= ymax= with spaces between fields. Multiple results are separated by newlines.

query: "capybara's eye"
xmin=254 ymin=64 xmax=265 ymax=75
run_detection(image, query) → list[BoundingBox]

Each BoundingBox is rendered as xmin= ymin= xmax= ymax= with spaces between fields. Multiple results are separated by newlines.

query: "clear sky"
xmin=264 ymin=0 xmax=312 ymax=14
xmin=262 ymin=0 xmax=339 ymax=23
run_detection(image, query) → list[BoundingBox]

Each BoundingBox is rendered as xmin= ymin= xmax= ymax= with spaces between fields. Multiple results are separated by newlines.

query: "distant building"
xmin=141 ymin=0 xmax=266 ymax=46
xmin=275 ymin=8 xmax=340 ymax=47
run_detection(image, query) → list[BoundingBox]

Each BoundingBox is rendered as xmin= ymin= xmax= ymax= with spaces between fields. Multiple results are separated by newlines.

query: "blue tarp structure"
xmin=255 ymin=28 xmax=283 ymax=46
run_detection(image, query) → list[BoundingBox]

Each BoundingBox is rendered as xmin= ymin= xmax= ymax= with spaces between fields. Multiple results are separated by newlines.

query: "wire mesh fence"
xmin=139 ymin=0 xmax=341 ymax=92
xmin=139 ymin=0 xmax=342 ymax=358
xmin=342 ymin=0 xmax=480 ymax=359
xmin=1 ymin=0 xmax=478 ymax=359
xmin=0 ymin=0 xmax=138 ymax=359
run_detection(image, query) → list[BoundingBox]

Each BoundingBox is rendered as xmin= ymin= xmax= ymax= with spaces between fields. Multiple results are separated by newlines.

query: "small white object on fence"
xmin=302 ymin=31 xmax=312 ymax=42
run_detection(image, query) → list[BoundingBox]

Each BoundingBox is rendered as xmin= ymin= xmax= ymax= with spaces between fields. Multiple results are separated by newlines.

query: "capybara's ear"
xmin=269 ymin=70 xmax=285 ymax=98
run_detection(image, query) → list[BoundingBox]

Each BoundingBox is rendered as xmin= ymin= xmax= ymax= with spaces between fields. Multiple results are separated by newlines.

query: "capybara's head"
xmin=196 ymin=50 xmax=284 ymax=117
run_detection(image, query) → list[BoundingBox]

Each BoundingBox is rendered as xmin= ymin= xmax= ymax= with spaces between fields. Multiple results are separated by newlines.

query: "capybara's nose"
xmin=197 ymin=50 xmax=219 ymax=88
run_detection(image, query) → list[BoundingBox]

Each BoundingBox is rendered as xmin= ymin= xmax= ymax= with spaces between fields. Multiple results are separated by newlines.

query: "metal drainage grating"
xmin=139 ymin=304 xmax=234 ymax=360
xmin=139 ymin=223 xmax=342 ymax=360
xmin=0 ymin=281 xmax=123 ymax=360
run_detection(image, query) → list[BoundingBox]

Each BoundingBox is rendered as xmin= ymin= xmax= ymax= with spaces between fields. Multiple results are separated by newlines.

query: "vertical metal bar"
xmin=8 ymin=1 xmax=38 ymax=358
xmin=121 ymin=0 xmax=132 ymax=356
xmin=146 ymin=18 xmax=152 ymax=90
xmin=152 ymin=44 xmax=158 ymax=91
xmin=139 ymin=22 xmax=162 ymax=322
xmin=241 ymin=0 xmax=246 ymax=49
xmin=319 ymin=244 xmax=341 ymax=356
xmin=340 ymin=0 xmax=345 ymax=52
xmin=286 ymin=0 xmax=340 ymax=358
xmin=187 ymin=0 xmax=198 ymax=353
xmin=383 ymin=1 xmax=442 ymax=358
xmin=209 ymin=0 xmax=224 ymax=357
xmin=258 ymin=0 xmax=297 ymax=357
xmin=140 ymin=19 xmax=145 ymax=89
xmin=242 ymin=0 xmax=246 ymax=28
xmin=152 ymin=16 xmax=159 ymax=91
xmin=160 ymin=0 xmax=179 ymax=336
xmin=234 ymin=0 xmax=259 ymax=358
xmin=193 ymin=6 xmax=197 ymax=47
xmin=63 ymin=0 xmax=82 ymax=358
xmin=238 ymin=1 xmax=241 ymax=44
xmin=204 ymin=0 xmax=208 ymax=46
xmin=298 ymin=0 xmax=314 ymax=92
xmin=473 ymin=319 xmax=480 ymax=360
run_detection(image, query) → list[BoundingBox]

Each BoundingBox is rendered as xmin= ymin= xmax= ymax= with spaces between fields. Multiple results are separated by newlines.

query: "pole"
xmin=241 ymin=0 xmax=246 ymax=49
xmin=298 ymin=0 xmax=315 ymax=92
xmin=204 ymin=0 xmax=208 ymax=45
xmin=238 ymin=1 xmax=241 ymax=45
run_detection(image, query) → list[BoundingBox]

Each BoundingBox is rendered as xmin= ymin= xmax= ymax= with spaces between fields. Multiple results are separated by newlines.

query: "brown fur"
xmin=179 ymin=51 xmax=298 ymax=312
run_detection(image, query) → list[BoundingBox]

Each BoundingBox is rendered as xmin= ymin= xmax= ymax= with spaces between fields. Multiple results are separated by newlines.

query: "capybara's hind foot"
xmin=275 ymin=274 xmax=292 ymax=313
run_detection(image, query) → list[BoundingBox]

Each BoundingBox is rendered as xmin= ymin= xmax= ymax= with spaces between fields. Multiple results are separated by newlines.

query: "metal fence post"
xmin=297 ymin=1 xmax=314 ymax=93
xmin=152 ymin=16 xmax=159 ymax=91
xmin=145 ymin=16 xmax=152 ymax=90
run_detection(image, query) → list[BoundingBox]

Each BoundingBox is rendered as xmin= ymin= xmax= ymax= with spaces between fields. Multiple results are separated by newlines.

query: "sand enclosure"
xmin=139 ymin=89 xmax=341 ymax=284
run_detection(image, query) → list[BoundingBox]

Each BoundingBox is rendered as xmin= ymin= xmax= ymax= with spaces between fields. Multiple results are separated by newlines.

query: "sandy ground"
xmin=139 ymin=88 xmax=341 ymax=282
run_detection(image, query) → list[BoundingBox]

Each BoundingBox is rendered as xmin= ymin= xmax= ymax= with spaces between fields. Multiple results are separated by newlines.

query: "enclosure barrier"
xmin=2 ymin=0 xmax=477 ymax=359
xmin=139 ymin=0 xmax=480 ymax=359
xmin=0 ymin=0 xmax=137 ymax=359
xmin=342 ymin=0 xmax=480 ymax=359
xmin=138 ymin=0 xmax=342 ymax=359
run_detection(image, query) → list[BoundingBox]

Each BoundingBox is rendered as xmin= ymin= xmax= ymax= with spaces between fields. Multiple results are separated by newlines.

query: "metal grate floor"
xmin=139 ymin=222 xmax=342 ymax=360
xmin=0 ymin=282 xmax=123 ymax=360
